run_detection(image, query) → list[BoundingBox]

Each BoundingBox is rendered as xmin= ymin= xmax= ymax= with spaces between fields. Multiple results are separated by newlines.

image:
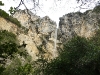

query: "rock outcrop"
xmin=58 ymin=10 xmax=100 ymax=43
xmin=13 ymin=10 xmax=58 ymax=60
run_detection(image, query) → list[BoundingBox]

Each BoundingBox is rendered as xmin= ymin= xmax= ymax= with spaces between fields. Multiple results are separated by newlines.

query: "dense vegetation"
xmin=43 ymin=36 xmax=100 ymax=75
xmin=0 ymin=30 xmax=34 ymax=75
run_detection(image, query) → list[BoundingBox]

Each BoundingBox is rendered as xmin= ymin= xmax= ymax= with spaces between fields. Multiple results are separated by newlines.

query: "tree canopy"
xmin=43 ymin=36 xmax=100 ymax=75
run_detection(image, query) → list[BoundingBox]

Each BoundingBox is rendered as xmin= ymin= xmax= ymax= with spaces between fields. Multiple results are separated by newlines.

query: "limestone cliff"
xmin=58 ymin=10 xmax=100 ymax=43
xmin=0 ymin=6 xmax=100 ymax=60
xmin=13 ymin=9 xmax=57 ymax=59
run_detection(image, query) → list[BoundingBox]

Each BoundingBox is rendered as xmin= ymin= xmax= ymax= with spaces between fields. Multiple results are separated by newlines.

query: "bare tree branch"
xmin=14 ymin=0 xmax=100 ymax=11
xmin=13 ymin=0 xmax=100 ymax=16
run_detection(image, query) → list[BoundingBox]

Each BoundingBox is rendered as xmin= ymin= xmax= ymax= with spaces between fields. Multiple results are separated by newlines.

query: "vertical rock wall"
xmin=13 ymin=10 xmax=58 ymax=59
xmin=58 ymin=11 xmax=100 ymax=43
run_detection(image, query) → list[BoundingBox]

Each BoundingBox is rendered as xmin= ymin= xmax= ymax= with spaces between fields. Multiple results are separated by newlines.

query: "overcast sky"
xmin=1 ymin=0 xmax=99 ymax=24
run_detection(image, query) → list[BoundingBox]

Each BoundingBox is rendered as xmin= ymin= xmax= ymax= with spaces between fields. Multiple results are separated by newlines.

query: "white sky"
xmin=0 ymin=0 xmax=99 ymax=24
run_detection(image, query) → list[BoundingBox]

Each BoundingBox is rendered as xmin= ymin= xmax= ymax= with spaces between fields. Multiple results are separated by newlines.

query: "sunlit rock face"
xmin=13 ymin=9 xmax=39 ymax=28
xmin=0 ymin=17 xmax=18 ymax=34
xmin=58 ymin=11 xmax=100 ymax=43
xmin=13 ymin=10 xmax=57 ymax=59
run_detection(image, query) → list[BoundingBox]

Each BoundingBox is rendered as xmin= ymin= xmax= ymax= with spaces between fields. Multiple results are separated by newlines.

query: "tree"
xmin=0 ymin=1 xmax=4 ymax=6
xmin=9 ymin=7 xmax=16 ymax=15
xmin=43 ymin=36 xmax=100 ymax=75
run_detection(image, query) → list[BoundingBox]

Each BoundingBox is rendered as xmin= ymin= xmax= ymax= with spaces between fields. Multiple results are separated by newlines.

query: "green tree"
xmin=9 ymin=7 xmax=16 ymax=15
xmin=44 ymin=36 xmax=100 ymax=75
xmin=0 ymin=30 xmax=18 ymax=64
xmin=0 ymin=1 xmax=4 ymax=6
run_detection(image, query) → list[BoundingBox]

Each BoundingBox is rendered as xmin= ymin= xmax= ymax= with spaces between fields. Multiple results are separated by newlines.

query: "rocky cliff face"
xmin=0 ymin=8 xmax=100 ymax=60
xmin=58 ymin=10 xmax=100 ymax=43
xmin=13 ymin=10 xmax=58 ymax=60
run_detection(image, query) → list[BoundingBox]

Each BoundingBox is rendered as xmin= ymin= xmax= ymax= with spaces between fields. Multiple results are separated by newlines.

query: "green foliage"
xmin=84 ymin=10 xmax=91 ymax=15
xmin=33 ymin=55 xmax=48 ymax=75
xmin=0 ymin=9 xmax=21 ymax=27
xmin=0 ymin=30 xmax=34 ymax=75
xmin=0 ymin=65 xmax=5 ymax=75
xmin=0 ymin=30 xmax=16 ymax=43
xmin=76 ymin=11 xmax=83 ymax=16
xmin=9 ymin=7 xmax=16 ymax=15
xmin=15 ymin=63 xmax=33 ymax=75
xmin=0 ymin=1 xmax=4 ymax=6
xmin=93 ymin=5 xmax=100 ymax=13
xmin=43 ymin=36 xmax=100 ymax=75
xmin=90 ymin=29 xmax=100 ymax=47
xmin=3 ymin=57 xmax=33 ymax=75
xmin=0 ymin=9 xmax=9 ymax=18
xmin=2 ymin=57 xmax=22 ymax=75
xmin=0 ymin=30 xmax=18 ymax=64
xmin=7 ymin=16 xmax=21 ymax=27
xmin=0 ymin=42 xmax=18 ymax=59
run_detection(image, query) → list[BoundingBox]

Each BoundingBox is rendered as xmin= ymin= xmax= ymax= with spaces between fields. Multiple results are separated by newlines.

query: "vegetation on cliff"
xmin=0 ymin=9 xmax=21 ymax=27
xmin=0 ymin=30 xmax=34 ymax=75
xmin=0 ymin=1 xmax=21 ymax=27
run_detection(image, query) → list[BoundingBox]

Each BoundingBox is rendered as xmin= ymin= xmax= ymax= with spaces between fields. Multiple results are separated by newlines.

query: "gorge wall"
xmin=13 ymin=9 xmax=58 ymax=60
xmin=0 ymin=7 xmax=100 ymax=60
xmin=58 ymin=10 xmax=100 ymax=43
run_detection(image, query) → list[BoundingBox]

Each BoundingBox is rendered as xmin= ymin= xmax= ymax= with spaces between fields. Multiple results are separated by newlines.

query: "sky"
xmin=0 ymin=0 xmax=99 ymax=25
